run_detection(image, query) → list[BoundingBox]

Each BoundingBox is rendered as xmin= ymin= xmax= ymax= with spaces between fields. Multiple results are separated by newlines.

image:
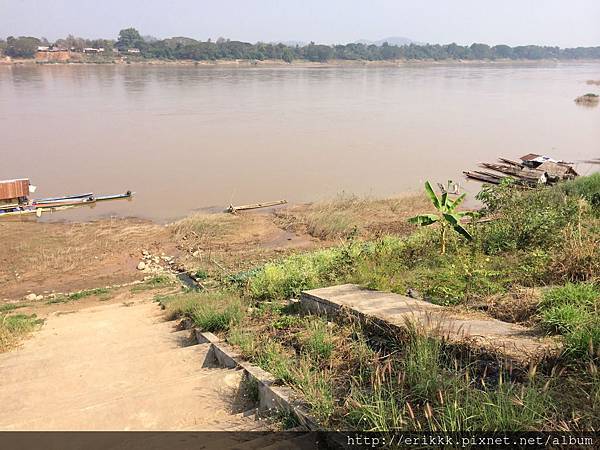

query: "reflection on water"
xmin=1 ymin=63 xmax=599 ymax=222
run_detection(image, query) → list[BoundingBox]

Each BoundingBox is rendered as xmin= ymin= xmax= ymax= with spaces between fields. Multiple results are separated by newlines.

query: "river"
xmin=1 ymin=62 xmax=598 ymax=221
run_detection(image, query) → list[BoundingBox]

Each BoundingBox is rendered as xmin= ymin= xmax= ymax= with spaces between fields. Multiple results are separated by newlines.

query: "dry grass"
xmin=550 ymin=221 xmax=600 ymax=283
xmin=470 ymin=288 xmax=542 ymax=325
xmin=275 ymin=193 xmax=429 ymax=240
xmin=0 ymin=314 xmax=43 ymax=352
xmin=0 ymin=218 xmax=174 ymax=299
xmin=171 ymin=213 xmax=238 ymax=241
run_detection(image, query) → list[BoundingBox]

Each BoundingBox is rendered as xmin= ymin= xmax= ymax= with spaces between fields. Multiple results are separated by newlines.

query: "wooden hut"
xmin=0 ymin=179 xmax=30 ymax=210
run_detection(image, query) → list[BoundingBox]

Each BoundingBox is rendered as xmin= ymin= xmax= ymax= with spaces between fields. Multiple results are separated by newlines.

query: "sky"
xmin=2 ymin=0 xmax=599 ymax=47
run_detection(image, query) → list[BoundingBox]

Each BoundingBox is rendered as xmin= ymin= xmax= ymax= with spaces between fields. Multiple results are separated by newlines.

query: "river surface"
xmin=1 ymin=62 xmax=599 ymax=222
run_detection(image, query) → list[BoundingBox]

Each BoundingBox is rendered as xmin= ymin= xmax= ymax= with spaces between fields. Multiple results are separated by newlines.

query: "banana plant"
xmin=409 ymin=181 xmax=473 ymax=254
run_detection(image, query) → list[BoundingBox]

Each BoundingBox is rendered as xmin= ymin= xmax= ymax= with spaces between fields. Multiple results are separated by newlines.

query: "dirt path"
xmin=0 ymin=291 xmax=263 ymax=431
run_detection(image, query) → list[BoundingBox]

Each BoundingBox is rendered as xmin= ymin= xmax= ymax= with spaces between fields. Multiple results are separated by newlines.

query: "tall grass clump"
xmin=248 ymin=246 xmax=357 ymax=300
xmin=345 ymin=327 xmax=550 ymax=431
xmin=162 ymin=291 xmax=245 ymax=332
xmin=560 ymin=172 xmax=600 ymax=215
xmin=539 ymin=283 xmax=600 ymax=358
xmin=300 ymin=318 xmax=336 ymax=361
xmin=0 ymin=314 xmax=43 ymax=352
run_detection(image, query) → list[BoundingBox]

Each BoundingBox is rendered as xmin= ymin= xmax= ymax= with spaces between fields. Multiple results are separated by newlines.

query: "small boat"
xmin=33 ymin=192 xmax=94 ymax=203
xmin=95 ymin=191 xmax=133 ymax=202
xmin=32 ymin=197 xmax=96 ymax=209
xmin=0 ymin=179 xmax=134 ymax=218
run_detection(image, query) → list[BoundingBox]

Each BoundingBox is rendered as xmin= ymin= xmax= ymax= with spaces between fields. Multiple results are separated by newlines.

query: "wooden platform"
xmin=301 ymin=284 xmax=560 ymax=368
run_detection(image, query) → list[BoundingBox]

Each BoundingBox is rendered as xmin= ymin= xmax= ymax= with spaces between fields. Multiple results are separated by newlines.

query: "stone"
xmin=35 ymin=295 xmax=44 ymax=301
xmin=137 ymin=261 xmax=146 ymax=271
xmin=25 ymin=293 xmax=37 ymax=302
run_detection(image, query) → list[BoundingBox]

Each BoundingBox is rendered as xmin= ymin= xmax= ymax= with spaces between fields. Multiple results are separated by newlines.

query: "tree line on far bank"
xmin=2 ymin=28 xmax=599 ymax=62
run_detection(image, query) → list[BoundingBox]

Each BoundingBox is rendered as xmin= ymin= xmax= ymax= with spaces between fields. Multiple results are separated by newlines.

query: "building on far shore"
xmin=83 ymin=47 xmax=105 ymax=54
xmin=35 ymin=47 xmax=71 ymax=62
xmin=127 ymin=48 xmax=141 ymax=54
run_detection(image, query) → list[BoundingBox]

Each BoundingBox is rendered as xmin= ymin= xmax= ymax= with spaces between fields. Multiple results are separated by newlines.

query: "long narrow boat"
xmin=95 ymin=191 xmax=133 ymax=202
xmin=33 ymin=192 xmax=94 ymax=203
xmin=0 ymin=191 xmax=134 ymax=218
xmin=31 ymin=197 xmax=96 ymax=209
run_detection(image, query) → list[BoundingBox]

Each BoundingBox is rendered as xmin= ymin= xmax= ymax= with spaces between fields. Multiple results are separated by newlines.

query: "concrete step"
xmin=302 ymin=284 xmax=560 ymax=367
xmin=0 ymin=322 xmax=191 ymax=363
xmin=0 ymin=298 xmax=268 ymax=431
xmin=0 ymin=366 xmax=248 ymax=430
xmin=0 ymin=342 xmax=214 ymax=387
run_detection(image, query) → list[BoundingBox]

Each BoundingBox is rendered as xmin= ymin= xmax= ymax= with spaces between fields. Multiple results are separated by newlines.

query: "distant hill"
xmin=356 ymin=36 xmax=422 ymax=46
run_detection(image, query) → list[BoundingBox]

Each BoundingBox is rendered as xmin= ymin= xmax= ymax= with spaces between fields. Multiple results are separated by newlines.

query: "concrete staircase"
xmin=0 ymin=296 xmax=266 ymax=433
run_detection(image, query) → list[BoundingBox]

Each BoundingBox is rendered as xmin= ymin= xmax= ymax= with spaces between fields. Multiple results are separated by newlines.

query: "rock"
xmin=137 ymin=261 xmax=146 ymax=271
xmin=25 ymin=293 xmax=37 ymax=301
xmin=35 ymin=295 xmax=44 ymax=301
xmin=142 ymin=250 xmax=149 ymax=256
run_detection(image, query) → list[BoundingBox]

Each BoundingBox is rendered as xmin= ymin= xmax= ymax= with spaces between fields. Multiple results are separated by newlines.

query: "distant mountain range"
xmin=355 ymin=36 xmax=423 ymax=46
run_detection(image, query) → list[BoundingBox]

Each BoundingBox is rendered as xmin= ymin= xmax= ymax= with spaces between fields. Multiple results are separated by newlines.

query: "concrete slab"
xmin=302 ymin=284 xmax=560 ymax=367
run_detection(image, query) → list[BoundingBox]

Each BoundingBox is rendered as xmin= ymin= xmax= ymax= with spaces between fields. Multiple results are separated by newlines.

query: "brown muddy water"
xmin=1 ymin=62 xmax=599 ymax=222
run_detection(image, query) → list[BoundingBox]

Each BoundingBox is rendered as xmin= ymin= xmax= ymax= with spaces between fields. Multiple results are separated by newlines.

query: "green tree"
xmin=409 ymin=181 xmax=473 ymax=254
xmin=116 ymin=28 xmax=143 ymax=50
xmin=5 ymin=36 xmax=41 ymax=58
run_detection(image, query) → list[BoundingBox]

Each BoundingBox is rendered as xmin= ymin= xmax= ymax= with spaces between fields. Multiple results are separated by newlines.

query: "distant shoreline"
xmin=3 ymin=57 xmax=600 ymax=68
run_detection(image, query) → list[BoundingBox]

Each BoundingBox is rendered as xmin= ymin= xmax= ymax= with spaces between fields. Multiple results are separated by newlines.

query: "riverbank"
xmin=0 ymin=193 xmax=429 ymax=301
xmin=1 ymin=175 xmax=599 ymax=431
xmin=4 ymin=56 xmax=600 ymax=68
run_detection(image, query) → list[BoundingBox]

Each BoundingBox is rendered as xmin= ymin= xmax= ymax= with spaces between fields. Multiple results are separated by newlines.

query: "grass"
xmin=130 ymin=275 xmax=175 ymax=292
xmin=171 ymin=213 xmax=237 ymax=240
xmin=0 ymin=303 xmax=29 ymax=313
xmin=300 ymin=319 xmax=335 ymax=361
xmin=275 ymin=192 xmax=428 ymax=240
xmin=161 ymin=291 xmax=244 ymax=332
xmin=539 ymin=283 xmax=599 ymax=358
xmin=560 ymin=173 xmax=600 ymax=215
xmin=0 ymin=313 xmax=43 ymax=352
xmin=157 ymin=174 xmax=600 ymax=430
xmin=345 ymin=327 xmax=551 ymax=432
xmin=47 ymin=287 xmax=112 ymax=304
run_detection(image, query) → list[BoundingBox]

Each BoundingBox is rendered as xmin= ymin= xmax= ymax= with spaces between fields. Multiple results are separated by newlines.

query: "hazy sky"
xmin=2 ymin=0 xmax=599 ymax=47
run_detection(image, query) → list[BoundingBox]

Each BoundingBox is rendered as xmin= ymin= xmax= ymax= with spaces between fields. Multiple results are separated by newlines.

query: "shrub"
xmin=478 ymin=186 xmax=579 ymax=254
xmin=560 ymin=173 xmax=600 ymax=215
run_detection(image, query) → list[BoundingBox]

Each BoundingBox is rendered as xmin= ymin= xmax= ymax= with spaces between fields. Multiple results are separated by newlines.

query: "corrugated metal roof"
xmin=520 ymin=153 xmax=541 ymax=161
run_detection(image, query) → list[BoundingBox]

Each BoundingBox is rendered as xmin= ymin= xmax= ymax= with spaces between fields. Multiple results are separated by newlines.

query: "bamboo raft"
xmin=464 ymin=154 xmax=578 ymax=186
xmin=226 ymin=200 xmax=287 ymax=213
